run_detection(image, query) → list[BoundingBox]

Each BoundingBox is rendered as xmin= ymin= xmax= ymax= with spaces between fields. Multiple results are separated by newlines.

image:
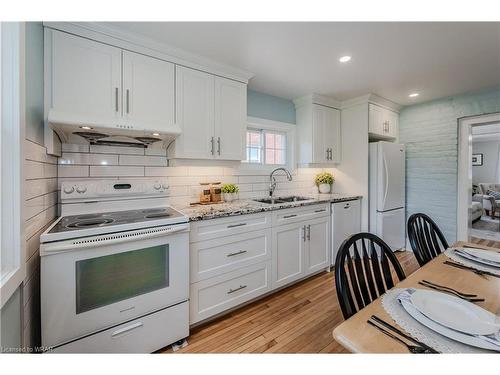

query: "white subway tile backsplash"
xmin=24 ymin=178 xmax=57 ymax=201
xmin=62 ymin=143 xmax=90 ymax=153
xmin=145 ymin=166 xmax=188 ymax=177
xmin=89 ymin=144 xmax=144 ymax=155
xmin=90 ymin=165 xmax=145 ymax=177
xmin=145 ymin=147 xmax=167 ymax=156
xmin=119 ymin=155 xmax=167 ymax=166
xmin=188 ymin=166 xmax=225 ymax=176
xmin=238 ymin=175 xmax=268 ymax=184
xmin=25 ymin=160 xmax=57 ymax=180
xmin=59 ymin=153 xmax=119 ymax=166
xmin=58 ymin=165 xmax=89 ymax=178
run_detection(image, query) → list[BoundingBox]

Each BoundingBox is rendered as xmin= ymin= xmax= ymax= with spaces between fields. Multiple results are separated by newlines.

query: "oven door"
xmin=41 ymin=223 xmax=189 ymax=348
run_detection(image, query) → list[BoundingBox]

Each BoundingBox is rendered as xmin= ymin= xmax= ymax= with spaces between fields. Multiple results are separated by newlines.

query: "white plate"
xmin=410 ymin=289 xmax=500 ymax=335
xmin=400 ymin=298 xmax=500 ymax=352
xmin=460 ymin=248 xmax=500 ymax=263
xmin=455 ymin=248 xmax=500 ymax=267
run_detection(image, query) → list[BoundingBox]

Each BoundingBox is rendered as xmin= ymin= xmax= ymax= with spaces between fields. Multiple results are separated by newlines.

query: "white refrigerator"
xmin=369 ymin=142 xmax=406 ymax=251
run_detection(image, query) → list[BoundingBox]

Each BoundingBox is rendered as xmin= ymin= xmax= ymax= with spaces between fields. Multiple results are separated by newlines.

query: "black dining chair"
xmin=334 ymin=232 xmax=406 ymax=320
xmin=407 ymin=213 xmax=449 ymax=267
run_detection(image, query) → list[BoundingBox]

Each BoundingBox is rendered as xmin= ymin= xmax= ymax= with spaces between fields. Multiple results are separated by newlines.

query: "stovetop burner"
xmin=67 ymin=218 xmax=115 ymax=228
xmin=48 ymin=206 xmax=186 ymax=235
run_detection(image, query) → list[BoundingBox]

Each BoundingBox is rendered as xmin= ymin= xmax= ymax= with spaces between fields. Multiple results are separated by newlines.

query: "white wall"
xmin=472 ymin=140 xmax=500 ymax=185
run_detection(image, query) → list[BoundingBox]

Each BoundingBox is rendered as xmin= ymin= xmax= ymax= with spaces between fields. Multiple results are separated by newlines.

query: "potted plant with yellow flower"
xmin=315 ymin=172 xmax=334 ymax=194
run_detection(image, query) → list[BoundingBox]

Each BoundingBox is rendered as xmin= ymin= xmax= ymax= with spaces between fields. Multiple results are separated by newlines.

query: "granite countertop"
xmin=175 ymin=193 xmax=362 ymax=222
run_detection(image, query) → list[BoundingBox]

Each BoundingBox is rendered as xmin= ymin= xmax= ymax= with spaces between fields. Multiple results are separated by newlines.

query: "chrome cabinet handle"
xmin=217 ymin=137 xmax=221 ymax=155
xmin=307 ymin=224 xmax=311 ymax=240
xmin=211 ymin=137 xmax=215 ymax=155
xmin=314 ymin=209 xmax=326 ymax=213
xmin=326 ymin=148 xmax=330 ymax=160
xmin=283 ymin=214 xmax=297 ymax=219
xmin=344 ymin=203 xmax=350 ymax=209
xmin=302 ymin=225 xmax=306 ymax=242
xmin=126 ymin=89 xmax=130 ymax=114
xmin=227 ymin=250 xmax=248 ymax=257
xmin=227 ymin=222 xmax=247 ymax=228
xmin=227 ymin=285 xmax=247 ymax=294
xmin=115 ymin=87 xmax=119 ymax=112
xmin=111 ymin=322 xmax=143 ymax=338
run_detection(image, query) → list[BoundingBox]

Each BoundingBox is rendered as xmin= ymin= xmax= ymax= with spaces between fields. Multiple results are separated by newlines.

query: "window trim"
xmin=242 ymin=116 xmax=295 ymax=172
xmin=1 ymin=22 xmax=26 ymax=308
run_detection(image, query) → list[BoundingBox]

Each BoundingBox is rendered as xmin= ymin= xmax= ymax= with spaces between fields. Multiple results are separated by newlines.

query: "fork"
xmin=420 ymin=279 xmax=478 ymax=297
xmin=366 ymin=320 xmax=430 ymax=353
xmin=443 ymin=261 xmax=490 ymax=279
xmin=418 ymin=281 xmax=485 ymax=302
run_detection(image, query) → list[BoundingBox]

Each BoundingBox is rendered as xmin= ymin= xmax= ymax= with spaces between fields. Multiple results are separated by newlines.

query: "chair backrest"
xmin=334 ymin=232 xmax=406 ymax=320
xmin=407 ymin=213 xmax=449 ymax=267
xmin=479 ymin=183 xmax=500 ymax=195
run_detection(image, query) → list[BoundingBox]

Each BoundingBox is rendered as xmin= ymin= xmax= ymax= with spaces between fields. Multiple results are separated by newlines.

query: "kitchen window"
xmin=243 ymin=117 xmax=295 ymax=169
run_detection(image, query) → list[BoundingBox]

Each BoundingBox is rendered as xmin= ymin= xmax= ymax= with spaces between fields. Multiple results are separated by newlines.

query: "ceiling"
xmin=108 ymin=22 xmax=500 ymax=105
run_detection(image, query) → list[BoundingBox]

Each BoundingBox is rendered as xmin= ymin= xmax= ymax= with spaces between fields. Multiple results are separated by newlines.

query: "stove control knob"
xmin=162 ymin=184 xmax=169 ymax=190
xmin=76 ymin=185 xmax=87 ymax=194
xmin=153 ymin=183 xmax=161 ymax=190
xmin=63 ymin=186 xmax=75 ymax=194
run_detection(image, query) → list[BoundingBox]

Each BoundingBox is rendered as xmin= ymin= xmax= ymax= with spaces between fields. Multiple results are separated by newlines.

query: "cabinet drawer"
xmin=190 ymin=228 xmax=272 ymax=282
xmin=190 ymin=261 xmax=271 ymax=324
xmin=53 ymin=302 xmax=189 ymax=353
xmin=272 ymin=203 xmax=329 ymax=226
xmin=190 ymin=212 xmax=272 ymax=242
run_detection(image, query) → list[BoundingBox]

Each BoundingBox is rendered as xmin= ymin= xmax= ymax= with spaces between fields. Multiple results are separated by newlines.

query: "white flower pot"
xmin=223 ymin=193 xmax=237 ymax=202
xmin=318 ymin=183 xmax=331 ymax=194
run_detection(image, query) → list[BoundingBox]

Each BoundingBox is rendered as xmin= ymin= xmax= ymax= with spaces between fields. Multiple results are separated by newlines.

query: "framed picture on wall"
xmin=472 ymin=153 xmax=483 ymax=166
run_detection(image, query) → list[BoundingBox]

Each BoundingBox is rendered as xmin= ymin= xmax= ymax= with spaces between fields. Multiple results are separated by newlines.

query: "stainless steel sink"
xmin=253 ymin=196 xmax=311 ymax=204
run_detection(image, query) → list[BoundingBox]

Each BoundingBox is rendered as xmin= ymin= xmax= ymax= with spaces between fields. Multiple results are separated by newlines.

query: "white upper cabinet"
xmin=122 ymin=51 xmax=175 ymax=133
xmin=48 ymin=30 xmax=122 ymax=124
xmin=214 ymin=77 xmax=247 ymax=160
xmin=174 ymin=66 xmax=215 ymax=159
xmin=368 ymin=103 xmax=399 ymax=140
xmin=172 ymin=68 xmax=247 ymax=161
xmin=295 ymin=96 xmax=341 ymax=165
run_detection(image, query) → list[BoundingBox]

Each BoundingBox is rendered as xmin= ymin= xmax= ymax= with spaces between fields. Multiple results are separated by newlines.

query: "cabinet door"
xmin=312 ymin=104 xmax=329 ymax=163
xmin=272 ymin=223 xmax=306 ymax=289
xmin=122 ymin=51 xmax=175 ymax=132
xmin=174 ymin=66 xmax=215 ymax=159
xmin=305 ymin=217 xmax=330 ymax=275
xmin=214 ymin=77 xmax=247 ymax=160
xmin=323 ymin=106 xmax=341 ymax=163
xmin=386 ymin=110 xmax=399 ymax=139
xmin=49 ymin=30 xmax=122 ymax=123
xmin=368 ymin=104 xmax=384 ymax=135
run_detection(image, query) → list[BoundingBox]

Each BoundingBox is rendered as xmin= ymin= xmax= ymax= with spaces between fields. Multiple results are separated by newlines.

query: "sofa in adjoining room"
xmin=477 ymin=183 xmax=500 ymax=218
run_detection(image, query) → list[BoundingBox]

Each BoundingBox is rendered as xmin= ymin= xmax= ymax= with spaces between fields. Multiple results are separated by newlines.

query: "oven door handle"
xmin=41 ymin=223 xmax=189 ymax=255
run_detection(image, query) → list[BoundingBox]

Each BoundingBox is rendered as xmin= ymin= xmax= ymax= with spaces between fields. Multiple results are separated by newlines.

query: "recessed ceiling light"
xmin=152 ymin=133 xmax=160 ymax=136
xmin=80 ymin=126 xmax=93 ymax=130
xmin=409 ymin=93 xmax=419 ymax=98
xmin=339 ymin=55 xmax=351 ymax=63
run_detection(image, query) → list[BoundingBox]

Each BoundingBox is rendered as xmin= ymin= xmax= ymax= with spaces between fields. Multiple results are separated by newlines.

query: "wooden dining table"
xmin=332 ymin=241 xmax=500 ymax=353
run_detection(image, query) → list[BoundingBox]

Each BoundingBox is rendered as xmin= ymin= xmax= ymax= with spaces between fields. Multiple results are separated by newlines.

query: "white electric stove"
xmin=40 ymin=179 xmax=190 ymax=353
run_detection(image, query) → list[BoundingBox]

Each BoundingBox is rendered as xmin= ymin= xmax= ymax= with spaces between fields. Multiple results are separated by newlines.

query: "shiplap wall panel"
xmin=22 ymin=139 xmax=58 ymax=349
xmin=399 ymin=87 xmax=500 ymax=243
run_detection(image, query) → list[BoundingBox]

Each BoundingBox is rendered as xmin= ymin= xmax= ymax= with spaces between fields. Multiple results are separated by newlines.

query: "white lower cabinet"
xmin=305 ymin=216 xmax=330 ymax=274
xmin=190 ymin=261 xmax=272 ymax=324
xmin=272 ymin=222 xmax=306 ymax=289
xmin=188 ymin=206 xmax=331 ymax=325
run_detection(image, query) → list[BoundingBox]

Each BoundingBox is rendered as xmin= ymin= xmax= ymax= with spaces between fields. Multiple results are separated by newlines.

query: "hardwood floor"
xmin=162 ymin=251 xmax=421 ymax=354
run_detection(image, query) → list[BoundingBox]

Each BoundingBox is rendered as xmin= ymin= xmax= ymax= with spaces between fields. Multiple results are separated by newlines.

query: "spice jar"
xmin=199 ymin=183 xmax=211 ymax=203
xmin=210 ymin=182 xmax=222 ymax=203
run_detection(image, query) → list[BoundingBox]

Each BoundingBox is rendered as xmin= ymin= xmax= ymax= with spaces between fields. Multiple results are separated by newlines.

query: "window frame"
xmin=1 ymin=22 xmax=26 ymax=308
xmin=242 ymin=116 xmax=296 ymax=172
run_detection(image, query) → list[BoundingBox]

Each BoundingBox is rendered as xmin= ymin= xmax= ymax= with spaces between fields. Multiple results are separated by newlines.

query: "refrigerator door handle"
xmin=382 ymin=152 xmax=389 ymax=209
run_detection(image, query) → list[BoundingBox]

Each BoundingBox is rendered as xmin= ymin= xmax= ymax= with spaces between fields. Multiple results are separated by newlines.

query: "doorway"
xmin=457 ymin=112 xmax=500 ymax=242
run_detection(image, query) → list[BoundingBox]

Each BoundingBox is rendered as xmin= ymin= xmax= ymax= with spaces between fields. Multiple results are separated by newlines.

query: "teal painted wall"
xmin=247 ymin=89 xmax=296 ymax=124
xmin=400 ymin=86 xmax=500 ymax=242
